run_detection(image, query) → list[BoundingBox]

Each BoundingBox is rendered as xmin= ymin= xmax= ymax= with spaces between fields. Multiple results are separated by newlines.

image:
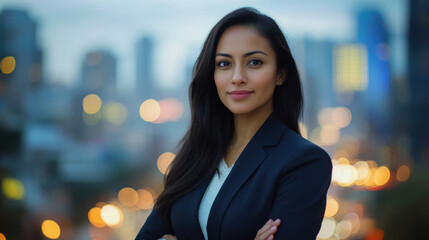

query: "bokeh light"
xmin=167 ymin=98 xmax=184 ymax=121
xmin=0 ymin=233 xmax=6 ymax=240
xmin=332 ymin=107 xmax=352 ymax=128
xmin=41 ymin=220 xmax=61 ymax=239
xmin=335 ymin=220 xmax=352 ymax=239
xmin=139 ymin=99 xmax=161 ymax=122
xmin=396 ymin=165 xmax=410 ymax=182
xmin=344 ymin=212 xmax=361 ymax=234
xmin=2 ymin=177 xmax=25 ymax=200
xmin=364 ymin=167 xmax=377 ymax=188
xmin=88 ymin=207 xmax=106 ymax=228
xmin=332 ymin=158 xmax=358 ymax=187
xmin=104 ymin=102 xmax=127 ymax=125
xmin=320 ymin=125 xmax=340 ymax=146
xmin=318 ymin=108 xmax=334 ymax=126
xmin=154 ymin=98 xmax=184 ymax=123
xmin=83 ymin=94 xmax=102 ymax=114
xmin=0 ymin=56 xmax=16 ymax=74
xmin=374 ymin=166 xmax=390 ymax=186
xmin=135 ymin=189 xmax=154 ymax=210
xmin=100 ymin=204 xmax=123 ymax=228
xmin=325 ymin=196 xmax=339 ymax=217
xmin=318 ymin=217 xmax=336 ymax=239
xmin=118 ymin=187 xmax=139 ymax=207
xmin=354 ymin=161 xmax=370 ymax=186
xmin=157 ymin=152 xmax=176 ymax=175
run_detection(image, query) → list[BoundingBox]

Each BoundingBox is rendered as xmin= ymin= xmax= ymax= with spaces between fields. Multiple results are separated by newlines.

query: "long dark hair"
xmin=155 ymin=7 xmax=303 ymax=222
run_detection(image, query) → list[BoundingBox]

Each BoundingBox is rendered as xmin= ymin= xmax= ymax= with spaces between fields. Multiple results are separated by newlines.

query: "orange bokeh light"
xmin=88 ymin=207 xmax=106 ymax=228
xmin=136 ymin=189 xmax=154 ymax=210
xmin=41 ymin=219 xmax=61 ymax=239
xmin=396 ymin=165 xmax=410 ymax=182
xmin=157 ymin=152 xmax=176 ymax=175
xmin=325 ymin=196 xmax=339 ymax=217
xmin=374 ymin=166 xmax=390 ymax=186
xmin=118 ymin=187 xmax=139 ymax=207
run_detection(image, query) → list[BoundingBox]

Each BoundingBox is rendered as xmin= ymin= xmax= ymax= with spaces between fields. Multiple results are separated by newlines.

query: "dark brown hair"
xmin=155 ymin=7 xmax=303 ymax=222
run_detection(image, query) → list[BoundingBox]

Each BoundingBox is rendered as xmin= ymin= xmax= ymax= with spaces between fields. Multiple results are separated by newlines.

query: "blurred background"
xmin=0 ymin=0 xmax=428 ymax=239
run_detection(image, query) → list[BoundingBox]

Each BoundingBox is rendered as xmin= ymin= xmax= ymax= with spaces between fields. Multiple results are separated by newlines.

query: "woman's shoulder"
xmin=277 ymin=124 xmax=319 ymax=148
xmin=275 ymin=125 xmax=332 ymax=167
xmin=260 ymin=113 xmax=331 ymax=162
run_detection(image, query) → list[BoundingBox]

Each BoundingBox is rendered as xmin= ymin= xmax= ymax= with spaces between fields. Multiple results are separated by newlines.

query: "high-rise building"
xmin=356 ymin=9 xmax=392 ymax=139
xmin=0 ymin=9 xmax=43 ymax=118
xmin=136 ymin=36 xmax=155 ymax=98
xmin=81 ymin=50 xmax=117 ymax=96
xmin=332 ymin=43 xmax=370 ymax=138
xmin=408 ymin=0 xmax=429 ymax=163
xmin=293 ymin=39 xmax=335 ymax=133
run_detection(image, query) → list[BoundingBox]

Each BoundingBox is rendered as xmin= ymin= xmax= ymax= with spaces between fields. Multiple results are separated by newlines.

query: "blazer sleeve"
xmin=268 ymin=144 xmax=332 ymax=240
xmin=135 ymin=207 xmax=175 ymax=240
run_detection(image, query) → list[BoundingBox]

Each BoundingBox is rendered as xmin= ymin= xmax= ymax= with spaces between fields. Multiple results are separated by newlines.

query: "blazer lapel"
xmin=171 ymin=177 xmax=210 ymax=239
xmin=206 ymin=113 xmax=286 ymax=240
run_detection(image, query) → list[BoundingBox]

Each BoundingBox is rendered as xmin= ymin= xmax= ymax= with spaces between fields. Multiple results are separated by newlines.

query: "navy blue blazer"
xmin=136 ymin=113 xmax=332 ymax=240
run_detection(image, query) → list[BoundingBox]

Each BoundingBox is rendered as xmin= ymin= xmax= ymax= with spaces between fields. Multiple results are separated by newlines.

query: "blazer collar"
xmin=206 ymin=112 xmax=286 ymax=239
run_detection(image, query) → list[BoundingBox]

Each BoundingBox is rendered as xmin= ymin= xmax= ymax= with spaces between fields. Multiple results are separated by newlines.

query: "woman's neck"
xmin=223 ymin=108 xmax=273 ymax=167
xmin=231 ymin=108 xmax=273 ymax=147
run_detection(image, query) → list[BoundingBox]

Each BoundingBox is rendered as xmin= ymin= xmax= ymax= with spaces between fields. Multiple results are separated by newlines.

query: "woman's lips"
xmin=229 ymin=90 xmax=253 ymax=100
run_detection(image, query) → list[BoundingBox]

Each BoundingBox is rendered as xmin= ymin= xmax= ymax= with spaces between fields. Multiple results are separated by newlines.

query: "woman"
xmin=136 ymin=7 xmax=332 ymax=240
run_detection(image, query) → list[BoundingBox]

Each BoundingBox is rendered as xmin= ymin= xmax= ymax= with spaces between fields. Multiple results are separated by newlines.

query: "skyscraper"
xmin=408 ymin=0 xmax=429 ymax=163
xmin=81 ymin=50 xmax=117 ymax=96
xmin=136 ymin=36 xmax=155 ymax=98
xmin=296 ymin=39 xmax=335 ymax=132
xmin=0 ymin=9 xmax=43 ymax=117
xmin=356 ymin=9 xmax=392 ymax=139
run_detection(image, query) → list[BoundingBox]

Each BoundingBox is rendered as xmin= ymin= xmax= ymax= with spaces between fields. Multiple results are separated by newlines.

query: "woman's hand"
xmin=159 ymin=234 xmax=177 ymax=240
xmin=254 ymin=219 xmax=281 ymax=240
xmin=158 ymin=220 xmax=281 ymax=240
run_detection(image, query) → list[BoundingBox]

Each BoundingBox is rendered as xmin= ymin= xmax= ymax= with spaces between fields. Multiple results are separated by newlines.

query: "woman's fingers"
xmin=259 ymin=225 xmax=278 ymax=240
xmin=160 ymin=234 xmax=177 ymax=240
xmin=257 ymin=219 xmax=273 ymax=235
xmin=255 ymin=219 xmax=281 ymax=240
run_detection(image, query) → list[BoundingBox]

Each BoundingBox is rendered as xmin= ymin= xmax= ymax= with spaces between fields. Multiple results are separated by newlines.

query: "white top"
xmin=198 ymin=159 xmax=235 ymax=240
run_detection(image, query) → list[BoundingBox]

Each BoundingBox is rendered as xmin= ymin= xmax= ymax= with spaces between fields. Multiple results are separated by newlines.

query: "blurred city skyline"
xmin=2 ymin=0 xmax=428 ymax=239
xmin=0 ymin=0 xmax=407 ymax=91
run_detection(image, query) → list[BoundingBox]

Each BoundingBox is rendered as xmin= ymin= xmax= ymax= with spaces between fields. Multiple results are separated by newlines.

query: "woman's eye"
xmin=249 ymin=59 xmax=263 ymax=66
xmin=216 ymin=61 xmax=231 ymax=68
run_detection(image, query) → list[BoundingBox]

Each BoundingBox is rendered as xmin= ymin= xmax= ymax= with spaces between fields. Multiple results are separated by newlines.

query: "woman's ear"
xmin=276 ymin=69 xmax=287 ymax=86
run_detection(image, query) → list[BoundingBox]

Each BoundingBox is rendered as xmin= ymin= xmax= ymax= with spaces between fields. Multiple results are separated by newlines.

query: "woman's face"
xmin=214 ymin=24 xmax=285 ymax=118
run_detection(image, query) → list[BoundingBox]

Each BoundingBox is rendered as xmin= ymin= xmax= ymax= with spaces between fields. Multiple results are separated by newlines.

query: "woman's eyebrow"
xmin=215 ymin=50 xmax=268 ymax=58
xmin=244 ymin=50 xmax=267 ymax=57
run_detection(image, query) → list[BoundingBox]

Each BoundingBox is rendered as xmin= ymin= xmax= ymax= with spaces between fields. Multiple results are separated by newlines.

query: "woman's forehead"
xmin=216 ymin=25 xmax=273 ymax=55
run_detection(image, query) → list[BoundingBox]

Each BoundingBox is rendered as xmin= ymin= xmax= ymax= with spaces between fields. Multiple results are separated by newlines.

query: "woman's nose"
xmin=231 ymin=66 xmax=247 ymax=85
